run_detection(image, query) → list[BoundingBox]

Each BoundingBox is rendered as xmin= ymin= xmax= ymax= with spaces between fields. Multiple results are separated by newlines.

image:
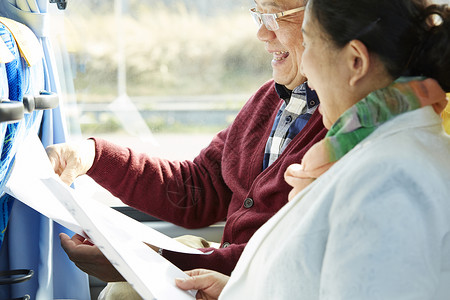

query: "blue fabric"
xmin=0 ymin=23 xmax=24 ymax=246
xmin=0 ymin=20 xmax=44 ymax=300
xmin=0 ymin=22 xmax=42 ymax=247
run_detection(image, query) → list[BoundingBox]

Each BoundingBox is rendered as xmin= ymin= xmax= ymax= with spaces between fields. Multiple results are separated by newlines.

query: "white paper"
xmin=3 ymin=135 xmax=83 ymax=235
xmin=4 ymin=133 xmax=203 ymax=299
xmin=4 ymin=133 xmax=208 ymax=255
xmin=42 ymin=177 xmax=196 ymax=300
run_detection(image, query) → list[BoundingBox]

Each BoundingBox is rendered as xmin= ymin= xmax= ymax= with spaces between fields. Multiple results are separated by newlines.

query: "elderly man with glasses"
xmin=48 ymin=0 xmax=326 ymax=296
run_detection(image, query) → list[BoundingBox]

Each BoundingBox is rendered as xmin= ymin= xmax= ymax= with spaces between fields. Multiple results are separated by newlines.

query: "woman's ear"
xmin=345 ymin=39 xmax=370 ymax=87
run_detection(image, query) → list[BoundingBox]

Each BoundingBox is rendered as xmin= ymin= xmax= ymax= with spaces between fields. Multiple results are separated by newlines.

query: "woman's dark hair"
xmin=308 ymin=0 xmax=450 ymax=92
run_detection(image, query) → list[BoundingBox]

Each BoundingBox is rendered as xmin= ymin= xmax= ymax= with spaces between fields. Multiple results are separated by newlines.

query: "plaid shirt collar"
xmin=262 ymin=82 xmax=319 ymax=170
xmin=275 ymin=82 xmax=319 ymax=109
xmin=275 ymin=83 xmax=292 ymax=103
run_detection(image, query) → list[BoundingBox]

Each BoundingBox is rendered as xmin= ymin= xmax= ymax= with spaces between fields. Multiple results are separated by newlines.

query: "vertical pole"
xmin=115 ymin=0 xmax=126 ymax=97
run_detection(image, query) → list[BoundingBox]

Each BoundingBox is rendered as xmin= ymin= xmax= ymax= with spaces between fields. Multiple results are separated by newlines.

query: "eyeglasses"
xmin=249 ymin=6 xmax=305 ymax=31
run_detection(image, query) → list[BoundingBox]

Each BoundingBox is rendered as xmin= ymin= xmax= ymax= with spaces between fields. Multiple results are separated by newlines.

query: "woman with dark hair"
xmin=176 ymin=0 xmax=450 ymax=299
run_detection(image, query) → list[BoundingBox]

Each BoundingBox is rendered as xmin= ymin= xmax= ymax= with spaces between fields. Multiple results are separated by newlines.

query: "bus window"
xmin=49 ymin=0 xmax=272 ymax=206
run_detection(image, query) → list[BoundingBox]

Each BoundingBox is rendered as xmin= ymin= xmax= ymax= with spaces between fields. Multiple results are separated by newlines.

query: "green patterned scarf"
xmin=300 ymin=77 xmax=448 ymax=178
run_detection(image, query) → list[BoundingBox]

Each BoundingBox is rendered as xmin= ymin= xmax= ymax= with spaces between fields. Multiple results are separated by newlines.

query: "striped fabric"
xmin=263 ymin=82 xmax=319 ymax=170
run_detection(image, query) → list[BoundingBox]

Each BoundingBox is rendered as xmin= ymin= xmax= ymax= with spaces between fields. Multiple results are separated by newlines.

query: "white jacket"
xmin=221 ymin=106 xmax=450 ymax=300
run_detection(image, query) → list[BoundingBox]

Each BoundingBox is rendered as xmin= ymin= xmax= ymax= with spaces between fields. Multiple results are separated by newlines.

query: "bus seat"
xmin=0 ymin=17 xmax=57 ymax=300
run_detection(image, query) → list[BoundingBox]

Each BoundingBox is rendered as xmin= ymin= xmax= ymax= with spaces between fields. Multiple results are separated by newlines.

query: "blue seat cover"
xmin=0 ymin=22 xmax=43 ymax=246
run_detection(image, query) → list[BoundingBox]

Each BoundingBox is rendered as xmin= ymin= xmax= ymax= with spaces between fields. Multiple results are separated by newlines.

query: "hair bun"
xmin=409 ymin=3 xmax=450 ymax=91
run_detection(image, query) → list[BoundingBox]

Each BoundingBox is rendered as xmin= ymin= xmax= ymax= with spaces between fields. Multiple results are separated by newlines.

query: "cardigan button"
xmin=222 ymin=242 xmax=231 ymax=248
xmin=243 ymin=197 xmax=254 ymax=209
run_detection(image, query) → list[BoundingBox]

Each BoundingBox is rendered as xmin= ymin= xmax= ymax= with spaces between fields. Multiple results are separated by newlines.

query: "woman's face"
xmin=255 ymin=0 xmax=307 ymax=90
xmin=300 ymin=7 xmax=351 ymax=129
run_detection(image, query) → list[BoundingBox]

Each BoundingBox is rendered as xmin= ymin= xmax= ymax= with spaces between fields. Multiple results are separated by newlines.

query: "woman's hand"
xmin=284 ymin=163 xmax=315 ymax=201
xmin=175 ymin=269 xmax=229 ymax=300
xmin=46 ymin=139 xmax=96 ymax=186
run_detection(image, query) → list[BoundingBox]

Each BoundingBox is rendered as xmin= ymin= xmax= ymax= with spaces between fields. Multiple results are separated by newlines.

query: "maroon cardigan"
xmin=87 ymin=80 xmax=327 ymax=275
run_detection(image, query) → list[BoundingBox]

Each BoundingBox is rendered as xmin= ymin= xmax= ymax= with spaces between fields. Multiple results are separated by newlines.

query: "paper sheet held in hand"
xmin=4 ymin=134 xmax=207 ymax=299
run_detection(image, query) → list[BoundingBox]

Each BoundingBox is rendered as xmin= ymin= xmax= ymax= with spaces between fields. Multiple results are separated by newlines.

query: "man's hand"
xmin=46 ymin=140 xmax=96 ymax=186
xmin=59 ymin=233 xmax=124 ymax=282
xmin=175 ymin=269 xmax=229 ymax=300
